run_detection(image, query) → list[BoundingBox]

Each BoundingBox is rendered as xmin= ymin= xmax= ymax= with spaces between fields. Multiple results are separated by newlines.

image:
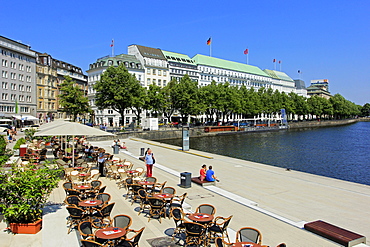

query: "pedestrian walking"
xmin=144 ymin=148 xmax=155 ymax=177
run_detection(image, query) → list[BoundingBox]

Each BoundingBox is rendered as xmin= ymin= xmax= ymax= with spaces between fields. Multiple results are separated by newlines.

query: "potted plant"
xmin=0 ymin=162 xmax=61 ymax=234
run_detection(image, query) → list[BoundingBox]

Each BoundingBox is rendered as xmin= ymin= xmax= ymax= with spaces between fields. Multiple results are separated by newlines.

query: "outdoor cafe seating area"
xmin=59 ymin=143 xmax=287 ymax=247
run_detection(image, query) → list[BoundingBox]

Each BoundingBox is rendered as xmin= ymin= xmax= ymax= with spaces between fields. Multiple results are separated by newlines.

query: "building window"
xmin=2 ymin=71 xmax=8 ymax=78
xmin=2 ymin=59 xmax=8 ymax=67
xmin=2 ymin=93 xmax=8 ymax=100
xmin=163 ymin=80 xmax=167 ymax=86
xmin=2 ymin=81 xmax=8 ymax=89
xmin=158 ymin=70 xmax=161 ymax=76
xmin=152 ymin=69 xmax=156 ymax=75
xmin=153 ymin=79 xmax=156 ymax=85
xmin=147 ymin=78 xmax=150 ymax=85
xmin=147 ymin=69 xmax=150 ymax=75
xmin=158 ymin=79 xmax=161 ymax=86
xmin=163 ymin=70 xmax=166 ymax=76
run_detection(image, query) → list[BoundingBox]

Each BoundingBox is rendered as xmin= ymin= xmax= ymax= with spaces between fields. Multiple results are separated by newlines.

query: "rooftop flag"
xmin=207 ymin=37 xmax=211 ymax=45
xmin=244 ymin=49 xmax=249 ymax=55
xmin=273 ymin=59 xmax=276 ymax=63
xmin=110 ymin=39 xmax=114 ymax=47
xmin=278 ymin=60 xmax=281 ymax=64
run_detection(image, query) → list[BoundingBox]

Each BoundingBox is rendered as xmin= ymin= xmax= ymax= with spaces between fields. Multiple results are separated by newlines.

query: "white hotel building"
xmin=87 ymin=44 xmax=305 ymax=125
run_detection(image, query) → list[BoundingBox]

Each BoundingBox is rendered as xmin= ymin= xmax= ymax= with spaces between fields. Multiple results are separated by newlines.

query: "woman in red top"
xmin=199 ymin=164 xmax=207 ymax=181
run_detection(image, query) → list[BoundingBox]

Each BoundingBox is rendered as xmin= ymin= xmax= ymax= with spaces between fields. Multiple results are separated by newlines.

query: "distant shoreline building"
xmin=1 ymin=35 xmax=88 ymax=124
xmin=87 ymin=44 xmax=309 ymax=125
xmin=87 ymin=54 xmax=145 ymax=126
xmin=307 ymin=79 xmax=331 ymax=99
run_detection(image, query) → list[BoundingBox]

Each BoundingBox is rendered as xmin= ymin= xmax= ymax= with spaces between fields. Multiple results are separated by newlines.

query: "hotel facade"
xmin=87 ymin=44 xmax=306 ymax=126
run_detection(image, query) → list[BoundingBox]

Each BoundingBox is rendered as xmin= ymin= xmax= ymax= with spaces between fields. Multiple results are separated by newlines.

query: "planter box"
xmin=10 ymin=219 xmax=42 ymax=234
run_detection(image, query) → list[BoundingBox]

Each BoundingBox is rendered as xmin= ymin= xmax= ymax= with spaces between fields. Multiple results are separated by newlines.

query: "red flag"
xmin=273 ymin=59 xmax=276 ymax=63
xmin=110 ymin=39 xmax=114 ymax=47
xmin=244 ymin=49 xmax=249 ymax=55
xmin=278 ymin=60 xmax=281 ymax=64
xmin=207 ymin=37 xmax=211 ymax=45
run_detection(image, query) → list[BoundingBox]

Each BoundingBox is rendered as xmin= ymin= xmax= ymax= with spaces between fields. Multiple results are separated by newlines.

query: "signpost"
xmin=182 ymin=125 xmax=189 ymax=151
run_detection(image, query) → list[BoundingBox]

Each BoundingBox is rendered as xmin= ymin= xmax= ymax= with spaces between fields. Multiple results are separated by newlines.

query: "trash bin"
xmin=113 ymin=145 xmax=119 ymax=154
xmin=180 ymin=172 xmax=191 ymax=188
xmin=140 ymin=148 xmax=145 ymax=156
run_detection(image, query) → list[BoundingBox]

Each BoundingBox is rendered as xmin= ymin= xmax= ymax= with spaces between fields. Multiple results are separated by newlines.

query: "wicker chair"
xmin=208 ymin=215 xmax=233 ymax=243
xmin=235 ymin=227 xmax=262 ymax=245
xmin=195 ymin=203 xmax=216 ymax=215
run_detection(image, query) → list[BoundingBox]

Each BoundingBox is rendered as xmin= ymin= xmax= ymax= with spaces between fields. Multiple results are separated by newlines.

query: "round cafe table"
xmin=187 ymin=213 xmax=214 ymax=223
xmin=79 ymin=199 xmax=103 ymax=216
xmin=73 ymin=185 xmax=92 ymax=190
xmin=153 ymin=193 xmax=174 ymax=199
xmin=95 ymin=226 xmax=126 ymax=240
xmin=78 ymin=173 xmax=91 ymax=182
xmin=232 ymin=242 xmax=262 ymax=247
xmin=138 ymin=181 xmax=155 ymax=186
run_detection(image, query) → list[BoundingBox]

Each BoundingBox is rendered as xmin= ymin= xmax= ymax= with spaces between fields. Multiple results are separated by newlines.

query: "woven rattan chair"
xmin=236 ymin=227 xmax=262 ymax=245
xmin=184 ymin=221 xmax=208 ymax=246
xmin=111 ymin=214 xmax=132 ymax=230
xmin=208 ymin=215 xmax=233 ymax=242
xmin=170 ymin=207 xmax=186 ymax=242
xmin=195 ymin=203 xmax=216 ymax=215
xmin=148 ymin=197 xmax=166 ymax=223
xmin=115 ymin=227 xmax=145 ymax=247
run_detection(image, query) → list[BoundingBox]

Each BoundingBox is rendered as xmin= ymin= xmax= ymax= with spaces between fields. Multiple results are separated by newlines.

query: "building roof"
xmin=162 ymin=50 xmax=195 ymax=65
xmin=135 ymin=45 xmax=166 ymax=60
xmin=192 ymin=54 xmax=269 ymax=77
xmin=88 ymin=54 xmax=143 ymax=71
xmin=264 ymin=69 xmax=294 ymax=82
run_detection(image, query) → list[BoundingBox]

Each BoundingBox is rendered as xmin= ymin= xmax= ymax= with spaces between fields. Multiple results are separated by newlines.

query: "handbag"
xmin=152 ymin=153 xmax=155 ymax=164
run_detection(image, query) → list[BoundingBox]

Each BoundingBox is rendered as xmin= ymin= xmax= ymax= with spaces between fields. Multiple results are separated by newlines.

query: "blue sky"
xmin=2 ymin=0 xmax=369 ymax=105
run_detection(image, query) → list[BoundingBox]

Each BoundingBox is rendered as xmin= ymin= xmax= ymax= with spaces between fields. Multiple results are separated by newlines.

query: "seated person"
xmin=120 ymin=141 xmax=128 ymax=150
xmin=111 ymin=140 xmax=118 ymax=148
xmin=199 ymin=164 xmax=207 ymax=181
xmin=205 ymin=166 xmax=219 ymax=182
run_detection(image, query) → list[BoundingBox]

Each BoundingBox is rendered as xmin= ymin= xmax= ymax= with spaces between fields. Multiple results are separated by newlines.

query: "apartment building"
xmin=0 ymin=36 xmax=37 ymax=122
xmin=36 ymin=53 xmax=58 ymax=122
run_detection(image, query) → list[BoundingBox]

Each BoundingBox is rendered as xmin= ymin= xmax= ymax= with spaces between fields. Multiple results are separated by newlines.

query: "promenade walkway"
xmin=1 ymin=135 xmax=369 ymax=247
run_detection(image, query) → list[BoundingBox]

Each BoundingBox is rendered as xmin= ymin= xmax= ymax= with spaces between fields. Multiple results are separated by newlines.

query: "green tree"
xmin=361 ymin=103 xmax=370 ymax=117
xmin=146 ymin=84 xmax=165 ymax=118
xmin=94 ymin=64 xmax=143 ymax=126
xmin=172 ymin=74 xmax=200 ymax=123
xmin=130 ymin=83 xmax=147 ymax=126
xmin=58 ymin=76 xmax=89 ymax=121
xmin=160 ymin=80 xmax=177 ymax=123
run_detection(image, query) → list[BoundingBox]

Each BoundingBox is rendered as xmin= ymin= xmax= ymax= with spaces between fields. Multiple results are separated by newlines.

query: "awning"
xmin=12 ymin=115 xmax=39 ymax=121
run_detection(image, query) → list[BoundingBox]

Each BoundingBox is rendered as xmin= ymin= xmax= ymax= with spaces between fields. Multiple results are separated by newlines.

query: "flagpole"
xmin=111 ymin=39 xmax=114 ymax=57
xmin=210 ymin=42 xmax=212 ymax=57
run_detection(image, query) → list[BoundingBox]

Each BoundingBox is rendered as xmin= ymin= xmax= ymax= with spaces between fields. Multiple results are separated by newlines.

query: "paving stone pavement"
xmin=1 ymin=134 xmax=369 ymax=247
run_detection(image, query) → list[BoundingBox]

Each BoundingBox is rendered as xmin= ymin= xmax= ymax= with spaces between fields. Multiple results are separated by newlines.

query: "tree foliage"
xmin=94 ymin=64 xmax=143 ymax=126
xmin=58 ymin=76 xmax=89 ymax=121
xmin=93 ymin=68 xmax=364 ymax=124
